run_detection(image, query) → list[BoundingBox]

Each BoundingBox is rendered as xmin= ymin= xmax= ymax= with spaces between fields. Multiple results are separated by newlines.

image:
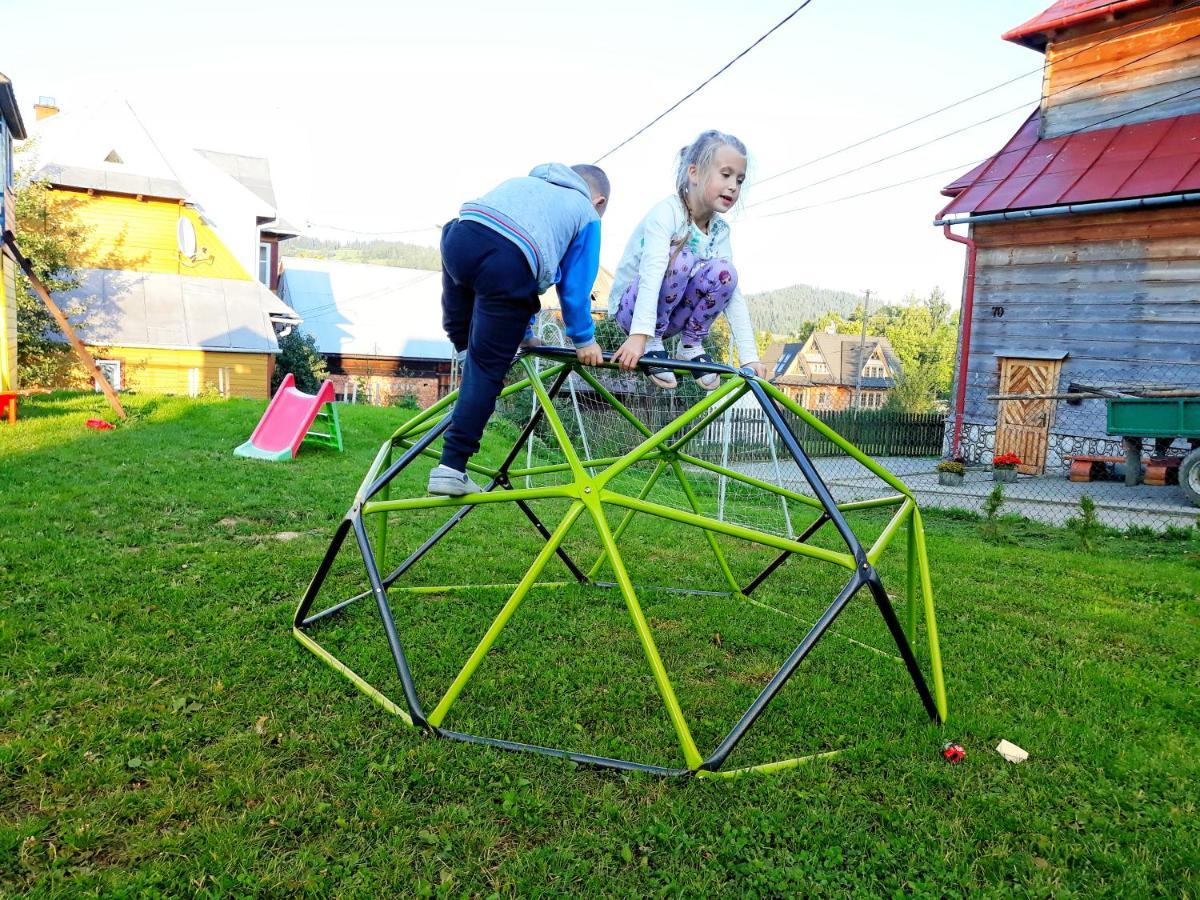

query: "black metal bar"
xmin=294 ymin=517 xmax=353 ymax=627
xmin=379 ymin=367 xmax=574 ymax=587
xmin=528 ymin=345 xmax=738 ymax=379
xmin=301 ymin=590 xmax=369 ymax=627
xmin=352 ymin=514 xmax=429 ymax=728
xmin=863 ymin=575 xmax=941 ymax=723
xmin=701 ymin=573 xmax=865 ymax=771
xmin=436 ymin=729 xmax=690 ymax=777
xmin=367 ymin=415 xmax=452 ymax=500
xmin=741 ymin=513 xmax=829 ymax=597
xmin=494 ymin=367 xmax=573 ymax=476
xmin=509 ymin=492 xmax=590 ymax=583
xmin=745 ymin=380 xmax=868 ymax=566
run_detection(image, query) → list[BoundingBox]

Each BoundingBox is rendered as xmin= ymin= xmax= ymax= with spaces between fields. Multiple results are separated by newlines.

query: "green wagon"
xmin=1106 ymin=397 xmax=1200 ymax=505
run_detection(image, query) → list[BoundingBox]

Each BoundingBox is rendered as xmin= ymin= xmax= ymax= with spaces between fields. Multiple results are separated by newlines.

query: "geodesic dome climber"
xmin=293 ymin=348 xmax=948 ymax=778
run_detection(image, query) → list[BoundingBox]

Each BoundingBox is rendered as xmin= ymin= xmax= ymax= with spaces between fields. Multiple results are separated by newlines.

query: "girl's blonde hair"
xmin=675 ymin=129 xmax=748 ymax=224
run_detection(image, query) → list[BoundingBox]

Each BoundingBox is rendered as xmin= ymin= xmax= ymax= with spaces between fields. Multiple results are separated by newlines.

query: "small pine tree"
xmin=982 ymin=483 xmax=1005 ymax=542
xmin=1076 ymin=495 xmax=1099 ymax=550
xmin=272 ymin=328 xmax=328 ymax=394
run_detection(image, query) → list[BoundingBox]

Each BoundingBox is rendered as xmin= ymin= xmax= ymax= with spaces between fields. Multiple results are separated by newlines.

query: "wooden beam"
xmin=3 ymin=231 xmax=127 ymax=419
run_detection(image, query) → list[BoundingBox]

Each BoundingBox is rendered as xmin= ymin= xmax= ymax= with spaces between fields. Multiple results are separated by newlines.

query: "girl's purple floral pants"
xmin=614 ymin=247 xmax=738 ymax=345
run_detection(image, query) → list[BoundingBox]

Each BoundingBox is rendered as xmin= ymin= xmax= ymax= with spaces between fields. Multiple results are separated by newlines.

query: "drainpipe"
xmin=942 ymin=223 xmax=976 ymax=458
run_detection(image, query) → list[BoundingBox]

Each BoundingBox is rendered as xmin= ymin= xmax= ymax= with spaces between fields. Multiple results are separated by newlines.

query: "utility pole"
xmin=853 ymin=288 xmax=871 ymax=411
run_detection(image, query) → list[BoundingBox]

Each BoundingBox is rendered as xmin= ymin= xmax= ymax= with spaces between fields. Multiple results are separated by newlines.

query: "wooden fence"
xmin=693 ymin=409 xmax=946 ymax=458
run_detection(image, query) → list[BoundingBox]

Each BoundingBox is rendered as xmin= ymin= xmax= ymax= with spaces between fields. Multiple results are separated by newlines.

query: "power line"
xmin=755 ymin=82 xmax=1200 ymax=220
xmin=753 ymin=0 xmax=1200 ymax=188
xmin=748 ymin=28 xmax=1200 ymax=210
xmin=592 ymin=0 xmax=818 ymax=164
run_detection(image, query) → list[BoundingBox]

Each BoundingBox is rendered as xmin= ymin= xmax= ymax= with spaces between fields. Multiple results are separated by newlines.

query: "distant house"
xmin=935 ymin=0 xmax=1200 ymax=472
xmin=29 ymin=97 xmax=300 ymax=399
xmin=0 ymin=73 xmax=27 ymax=394
xmin=763 ymin=329 xmax=900 ymax=411
xmin=278 ymin=256 xmax=453 ymax=407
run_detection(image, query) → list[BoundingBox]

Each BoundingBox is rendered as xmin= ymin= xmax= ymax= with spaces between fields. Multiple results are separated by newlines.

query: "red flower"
xmin=992 ymin=453 xmax=1021 ymax=467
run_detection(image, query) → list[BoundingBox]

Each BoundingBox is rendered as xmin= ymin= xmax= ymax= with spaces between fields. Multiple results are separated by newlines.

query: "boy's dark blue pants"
xmin=439 ymin=219 xmax=539 ymax=472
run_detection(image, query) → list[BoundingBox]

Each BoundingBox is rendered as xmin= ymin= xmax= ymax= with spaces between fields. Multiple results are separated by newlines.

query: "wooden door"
xmin=995 ymin=357 xmax=1062 ymax=475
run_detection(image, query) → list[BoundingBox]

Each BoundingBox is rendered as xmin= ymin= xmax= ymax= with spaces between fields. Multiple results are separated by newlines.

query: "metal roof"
xmin=194 ymin=149 xmax=277 ymax=207
xmin=1003 ymin=0 xmax=1161 ymax=50
xmin=279 ymin=257 xmax=453 ymax=360
xmin=37 ymin=163 xmax=187 ymax=200
xmin=937 ymin=110 xmax=1200 ymax=222
xmin=56 ymin=269 xmax=292 ymax=352
xmin=0 ymin=72 xmax=27 ymax=139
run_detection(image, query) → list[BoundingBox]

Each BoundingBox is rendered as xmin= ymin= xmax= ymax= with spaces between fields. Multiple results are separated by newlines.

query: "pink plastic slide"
xmin=234 ymin=374 xmax=339 ymax=461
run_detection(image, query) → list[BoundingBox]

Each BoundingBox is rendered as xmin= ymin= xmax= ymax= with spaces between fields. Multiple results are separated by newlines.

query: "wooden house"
xmin=28 ymin=97 xmax=300 ymax=399
xmin=763 ymin=329 xmax=900 ymax=411
xmin=0 ymin=74 xmax=28 ymax=394
xmin=936 ymin=0 xmax=1200 ymax=473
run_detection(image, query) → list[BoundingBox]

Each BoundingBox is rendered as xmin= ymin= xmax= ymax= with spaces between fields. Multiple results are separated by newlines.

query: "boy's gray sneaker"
xmin=428 ymin=465 xmax=482 ymax=496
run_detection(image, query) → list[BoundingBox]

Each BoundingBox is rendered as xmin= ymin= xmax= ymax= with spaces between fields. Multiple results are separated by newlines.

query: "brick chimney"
xmin=33 ymin=96 xmax=58 ymax=120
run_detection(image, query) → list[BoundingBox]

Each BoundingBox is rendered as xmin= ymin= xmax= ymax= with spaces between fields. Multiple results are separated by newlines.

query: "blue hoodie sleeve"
xmin=556 ymin=219 xmax=600 ymax=347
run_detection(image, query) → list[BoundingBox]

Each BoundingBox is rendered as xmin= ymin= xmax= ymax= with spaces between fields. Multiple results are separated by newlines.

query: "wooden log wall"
xmin=1042 ymin=3 xmax=1200 ymax=137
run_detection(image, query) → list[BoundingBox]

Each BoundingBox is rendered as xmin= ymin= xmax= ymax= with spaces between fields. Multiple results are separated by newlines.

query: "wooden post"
xmin=3 ymin=231 xmax=126 ymax=419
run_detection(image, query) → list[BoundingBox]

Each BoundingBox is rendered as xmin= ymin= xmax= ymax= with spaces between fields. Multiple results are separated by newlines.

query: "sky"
xmin=2 ymin=0 xmax=1055 ymax=308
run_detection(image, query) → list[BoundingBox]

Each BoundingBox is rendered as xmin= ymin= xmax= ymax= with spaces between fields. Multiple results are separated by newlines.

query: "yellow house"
xmin=28 ymin=97 xmax=299 ymax=399
xmin=0 ymin=74 xmax=28 ymax=395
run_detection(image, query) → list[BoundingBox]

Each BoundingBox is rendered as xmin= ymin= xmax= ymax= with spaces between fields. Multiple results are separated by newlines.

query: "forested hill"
xmin=745 ymin=283 xmax=863 ymax=336
xmin=283 ymin=236 xmax=441 ymax=271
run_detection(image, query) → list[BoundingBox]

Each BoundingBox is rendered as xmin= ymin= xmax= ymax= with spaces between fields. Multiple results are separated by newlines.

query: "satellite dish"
xmin=176 ymin=217 xmax=197 ymax=259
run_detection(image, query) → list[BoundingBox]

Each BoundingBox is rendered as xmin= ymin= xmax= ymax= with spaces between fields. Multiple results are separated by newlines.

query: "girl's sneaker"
xmin=427 ymin=465 xmax=482 ymax=496
xmin=642 ymin=350 xmax=678 ymax=389
xmin=687 ymin=352 xmax=720 ymax=391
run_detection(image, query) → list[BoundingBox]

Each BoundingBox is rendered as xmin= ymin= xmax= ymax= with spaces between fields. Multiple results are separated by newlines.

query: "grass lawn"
xmin=2 ymin=392 xmax=1198 ymax=896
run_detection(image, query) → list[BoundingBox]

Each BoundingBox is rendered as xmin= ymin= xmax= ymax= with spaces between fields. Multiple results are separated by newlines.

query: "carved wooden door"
xmin=994 ymin=357 xmax=1061 ymax=475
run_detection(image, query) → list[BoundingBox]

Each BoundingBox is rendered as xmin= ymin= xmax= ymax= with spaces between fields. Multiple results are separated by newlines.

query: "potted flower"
xmin=992 ymin=452 xmax=1021 ymax=483
xmin=936 ymin=458 xmax=966 ymax=486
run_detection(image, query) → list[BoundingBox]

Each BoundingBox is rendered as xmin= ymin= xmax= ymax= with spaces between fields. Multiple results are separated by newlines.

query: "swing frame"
xmin=293 ymin=348 xmax=948 ymax=778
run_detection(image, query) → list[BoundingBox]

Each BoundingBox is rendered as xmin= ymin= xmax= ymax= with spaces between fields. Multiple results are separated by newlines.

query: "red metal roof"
xmin=937 ymin=110 xmax=1200 ymax=220
xmin=1003 ymin=0 xmax=1161 ymax=50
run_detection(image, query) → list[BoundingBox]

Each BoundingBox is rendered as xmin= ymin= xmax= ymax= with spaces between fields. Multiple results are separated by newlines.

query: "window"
xmin=816 ymin=390 xmax=831 ymax=408
xmin=860 ymin=391 xmax=885 ymax=410
xmin=258 ymin=242 xmax=272 ymax=285
xmin=863 ymin=362 xmax=885 ymax=378
xmin=94 ymin=359 xmax=122 ymax=392
xmin=810 ymin=361 xmax=829 ymax=374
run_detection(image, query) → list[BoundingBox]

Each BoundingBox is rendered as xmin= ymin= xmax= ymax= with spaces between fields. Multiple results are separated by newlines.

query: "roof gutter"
xmin=934 ymin=191 xmax=1200 ymax=226
xmin=941 ymin=223 xmax=976 ymax=459
xmin=0 ymin=74 xmax=27 ymax=139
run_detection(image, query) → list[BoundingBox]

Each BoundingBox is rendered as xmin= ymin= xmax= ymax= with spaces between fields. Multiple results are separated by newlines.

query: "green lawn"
xmin=2 ymin=392 xmax=1198 ymax=896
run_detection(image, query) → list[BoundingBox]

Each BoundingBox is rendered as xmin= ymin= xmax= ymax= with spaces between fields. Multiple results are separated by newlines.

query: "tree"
xmin=881 ymin=287 xmax=958 ymax=413
xmin=12 ymin=142 xmax=91 ymax=387
xmin=272 ymin=327 xmax=328 ymax=394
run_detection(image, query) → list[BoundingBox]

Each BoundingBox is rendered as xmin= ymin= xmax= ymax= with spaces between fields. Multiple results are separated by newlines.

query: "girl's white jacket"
xmin=607 ymin=195 xmax=759 ymax=364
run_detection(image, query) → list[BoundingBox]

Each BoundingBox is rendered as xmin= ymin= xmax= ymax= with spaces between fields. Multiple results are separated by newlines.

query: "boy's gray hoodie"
xmin=458 ymin=164 xmax=598 ymax=294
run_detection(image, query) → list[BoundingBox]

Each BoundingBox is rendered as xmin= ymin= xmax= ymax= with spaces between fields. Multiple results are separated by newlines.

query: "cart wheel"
xmin=1180 ymin=448 xmax=1200 ymax=507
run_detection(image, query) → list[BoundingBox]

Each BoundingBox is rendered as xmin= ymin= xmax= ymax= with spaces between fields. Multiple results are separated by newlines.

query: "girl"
xmin=609 ymin=130 xmax=765 ymax=389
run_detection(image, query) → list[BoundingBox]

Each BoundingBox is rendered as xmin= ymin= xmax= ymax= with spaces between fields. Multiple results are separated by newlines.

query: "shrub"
xmin=936 ymin=458 xmax=966 ymax=475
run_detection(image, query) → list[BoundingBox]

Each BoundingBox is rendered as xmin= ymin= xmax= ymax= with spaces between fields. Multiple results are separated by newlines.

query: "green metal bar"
xmin=669 ymin=459 xmax=741 ymax=594
xmin=585 ymin=499 xmax=703 ymax=769
xmin=375 ymin=446 xmax=392 ymax=571
xmin=356 ymin=440 xmax=394 ymax=503
xmin=759 ymin=381 xmax=915 ymax=500
xmin=573 ymin=367 xmax=655 ymax=438
xmin=521 ymin=357 xmax=589 ymax=483
xmin=603 ymin=491 xmax=857 ymax=570
xmin=695 ymin=749 xmax=842 ymax=779
xmin=838 ymin=495 xmax=908 ymax=511
xmin=586 ymin=459 xmax=669 ymax=580
xmin=665 ymin=383 xmax=749 ymax=452
xmin=906 ymin=509 xmax=918 ymax=652
xmin=292 ymin=628 xmax=414 ymax=726
xmin=866 ymin=501 xmax=913 ymax=566
xmin=427 ymin=502 xmax=587 ymax=727
xmin=505 ymin=454 xmax=657 ymax=480
xmin=676 ymin=451 xmax=823 ymax=510
xmin=910 ymin=507 xmax=948 ymax=722
xmin=365 ymin=484 xmax=571 ymax=515
xmin=595 ymin=377 xmax=745 ymax=490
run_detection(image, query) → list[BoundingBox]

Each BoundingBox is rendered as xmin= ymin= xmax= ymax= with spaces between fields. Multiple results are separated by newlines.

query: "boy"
xmin=428 ymin=163 xmax=609 ymax=496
